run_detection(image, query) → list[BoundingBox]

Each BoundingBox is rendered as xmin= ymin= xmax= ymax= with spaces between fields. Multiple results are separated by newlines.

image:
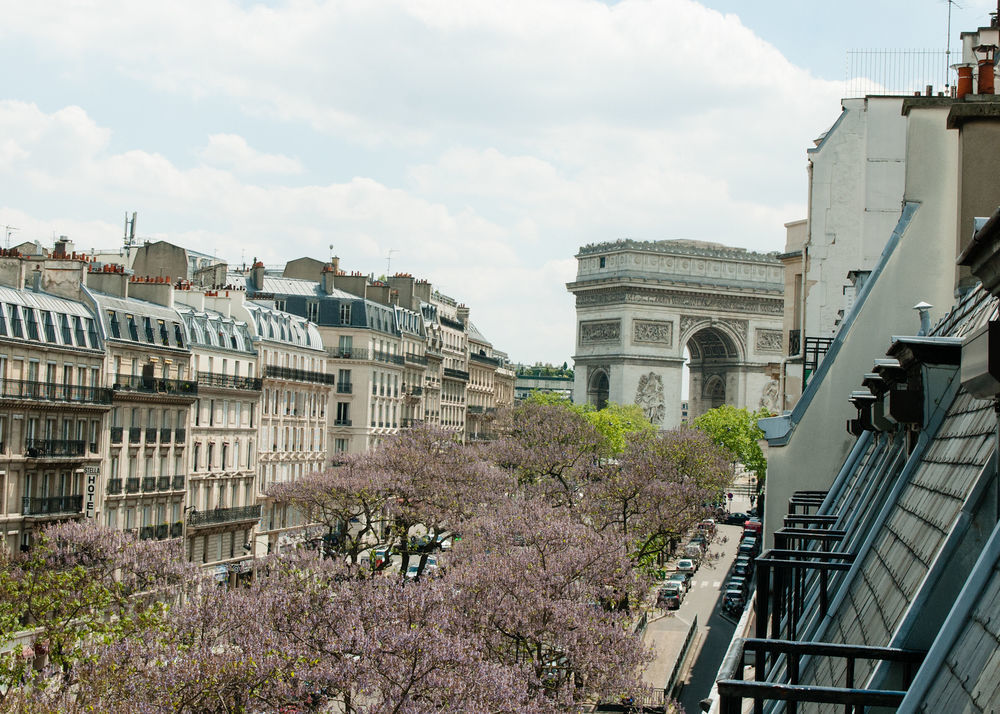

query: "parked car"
xmin=658 ymin=590 xmax=681 ymax=610
xmin=690 ymin=533 xmax=707 ymax=546
xmin=677 ymin=558 xmax=697 ymax=574
xmin=667 ymin=572 xmax=691 ymax=592
xmin=405 ymin=563 xmax=421 ymax=579
xmin=737 ymin=542 xmax=758 ymax=559
xmin=660 ymin=582 xmax=684 ymax=604
xmin=725 ymin=511 xmax=749 ymax=526
xmin=733 ymin=558 xmax=753 ymax=579
xmin=722 ymin=588 xmax=746 ymax=614
xmin=684 ymin=543 xmax=703 ymax=558
xmin=697 ymin=519 xmax=717 ymax=536
xmin=726 ymin=575 xmax=749 ymax=595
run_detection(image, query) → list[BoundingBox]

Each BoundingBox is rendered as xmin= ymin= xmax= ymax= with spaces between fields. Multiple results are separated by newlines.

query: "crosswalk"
xmin=691 ymin=580 xmax=722 ymax=588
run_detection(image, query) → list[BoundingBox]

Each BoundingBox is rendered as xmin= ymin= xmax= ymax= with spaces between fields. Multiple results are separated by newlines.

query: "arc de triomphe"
xmin=566 ymin=239 xmax=784 ymax=429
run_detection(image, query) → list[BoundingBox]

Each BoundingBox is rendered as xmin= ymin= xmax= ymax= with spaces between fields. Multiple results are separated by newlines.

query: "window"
xmin=41 ymin=311 xmax=56 ymax=342
xmin=85 ymin=319 xmax=98 ymax=347
xmin=0 ymin=306 xmax=6 ymax=336
xmin=336 ymin=402 xmax=350 ymax=425
xmin=158 ymin=319 xmax=169 ymax=345
xmin=24 ymin=308 xmax=38 ymax=340
xmin=125 ymin=314 xmax=138 ymax=341
xmin=340 ymin=302 xmax=351 ymax=324
xmin=60 ymin=314 xmax=72 ymax=343
xmin=174 ymin=323 xmax=184 ymax=347
xmin=74 ymin=317 xmax=86 ymax=346
xmin=338 ymin=335 xmax=353 ymax=357
xmin=7 ymin=306 xmax=22 ymax=338
xmin=335 ymin=438 xmax=348 ymax=453
xmin=307 ymin=301 xmax=319 ymax=322
xmin=143 ymin=317 xmax=154 ymax=343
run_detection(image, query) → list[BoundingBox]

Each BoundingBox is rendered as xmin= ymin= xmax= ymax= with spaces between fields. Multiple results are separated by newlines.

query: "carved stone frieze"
xmin=579 ymin=319 xmax=621 ymax=344
xmin=576 ymin=288 xmax=783 ymax=315
xmin=755 ymin=328 xmax=783 ymax=353
xmin=632 ymin=319 xmax=673 ymax=346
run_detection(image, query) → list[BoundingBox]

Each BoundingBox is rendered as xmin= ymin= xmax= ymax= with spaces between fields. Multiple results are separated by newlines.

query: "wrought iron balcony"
xmin=142 ymin=477 xmax=157 ymax=492
xmin=404 ymin=352 xmax=428 ymax=365
xmin=443 ymin=368 xmax=469 ymax=380
xmin=170 ymin=521 xmax=183 ymax=538
xmin=145 ymin=427 xmax=158 ymax=442
xmin=467 ymin=405 xmax=484 ymax=414
xmin=140 ymin=526 xmax=155 ymax=540
xmin=112 ymin=374 xmax=198 ymax=397
xmin=157 ymin=476 xmax=172 ymax=491
xmin=197 ymin=372 xmax=263 ymax=391
xmin=174 ymin=427 xmax=186 ymax=443
xmin=155 ymin=523 xmax=169 ymax=540
xmin=0 ymin=379 xmax=113 ymax=405
xmin=22 ymin=495 xmax=83 ymax=516
xmin=188 ymin=504 xmax=262 ymax=528
xmin=334 ymin=418 xmax=352 ymax=427
xmin=373 ymin=350 xmax=404 ymax=366
xmin=172 ymin=474 xmax=185 ymax=490
xmin=264 ymin=365 xmax=336 ymax=385
xmin=329 ymin=347 xmax=374 ymax=361
xmin=107 ymin=478 xmax=123 ymax=495
xmin=24 ymin=438 xmax=85 ymax=458
xmin=126 ymin=478 xmax=140 ymax=493
xmin=129 ymin=427 xmax=141 ymax=443
xmin=110 ymin=426 xmax=123 ymax=443
xmin=160 ymin=427 xmax=172 ymax=443
xmin=337 ymin=381 xmax=352 ymax=394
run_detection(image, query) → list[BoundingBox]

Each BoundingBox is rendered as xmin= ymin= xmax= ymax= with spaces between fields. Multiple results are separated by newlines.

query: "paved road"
xmin=676 ymin=474 xmax=756 ymax=712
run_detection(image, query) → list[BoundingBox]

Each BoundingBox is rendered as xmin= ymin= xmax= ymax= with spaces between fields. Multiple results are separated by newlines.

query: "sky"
xmin=1 ymin=0 xmax=997 ymax=366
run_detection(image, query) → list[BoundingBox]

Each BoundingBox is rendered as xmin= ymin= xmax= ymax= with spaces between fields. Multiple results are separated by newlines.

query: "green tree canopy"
xmin=693 ymin=404 xmax=767 ymax=484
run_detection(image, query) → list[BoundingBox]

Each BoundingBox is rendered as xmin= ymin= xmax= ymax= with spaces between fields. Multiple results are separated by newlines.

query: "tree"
xmin=693 ymin=404 xmax=768 ymax=484
xmin=583 ymin=402 xmax=657 ymax=458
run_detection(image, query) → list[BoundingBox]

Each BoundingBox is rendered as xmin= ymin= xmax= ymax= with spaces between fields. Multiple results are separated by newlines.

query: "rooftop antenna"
xmin=386 ymin=248 xmax=398 ymax=276
xmin=3 ymin=225 xmax=18 ymax=250
xmin=945 ymin=0 xmax=962 ymax=90
xmin=123 ymin=211 xmax=137 ymax=257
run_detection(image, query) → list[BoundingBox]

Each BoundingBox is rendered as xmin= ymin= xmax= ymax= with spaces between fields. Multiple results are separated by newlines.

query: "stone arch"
xmin=678 ymin=319 xmax=745 ymax=361
xmin=587 ymin=367 xmax=610 ymax=410
xmin=684 ymin=323 xmax=743 ymax=421
xmin=703 ymin=374 xmax=726 ymax=409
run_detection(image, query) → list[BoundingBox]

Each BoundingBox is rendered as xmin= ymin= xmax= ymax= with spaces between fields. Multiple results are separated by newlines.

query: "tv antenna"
xmin=386 ymin=248 xmax=398 ymax=276
xmin=123 ymin=211 xmax=138 ymax=257
xmin=3 ymin=225 xmax=17 ymax=250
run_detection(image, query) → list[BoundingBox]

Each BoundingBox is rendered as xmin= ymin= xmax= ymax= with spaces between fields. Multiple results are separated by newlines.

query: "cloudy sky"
xmin=1 ymin=0 xmax=995 ymax=364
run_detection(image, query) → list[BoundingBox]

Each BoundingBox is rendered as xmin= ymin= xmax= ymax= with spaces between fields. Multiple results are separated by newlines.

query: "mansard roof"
xmin=0 ymin=285 xmax=102 ymax=351
xmin=243 ymin=301 xmax=324 ymax=352
xmin=176 ymin=306 xmax=255 ymax=356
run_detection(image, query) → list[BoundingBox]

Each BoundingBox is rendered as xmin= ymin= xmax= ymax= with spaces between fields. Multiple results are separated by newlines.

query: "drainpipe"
xmin=778 ymin=161 xmax=813 ymax=411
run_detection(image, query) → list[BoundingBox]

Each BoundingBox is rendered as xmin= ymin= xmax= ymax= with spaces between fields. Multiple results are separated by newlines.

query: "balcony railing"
xmin=140 ymin=526 xmax=155 ymax=540
xmin=337 ymin=381 xmax=352 ymax=394
xmin=175 ymin=428 xmax=186 ymax=442
xmin=197 ymin=372 xmax=263 ymax=391
xmin=329 ymin=347 xmax=373 ymax=362
xmin=333 ymin=418 xmax=352 ymax=427
xmin=110 ymin=426 xmax=123 ymax=443
xmin=407 ymin=386 xmax=423 ymax=396
xmin=160 ymin=427 xmax=172 ymax=443
xmin=188 ymin=504 xmax=262 ymax=528
xmin=170 ymin=521 xmax=183 ymax=538
xmin=467 ymin=405 xmax=484 ymax=414
xmin=129 ymin=427 xmax=141 ymax=443
xmin=112 ymin=374 xmax=198 ymax=397
xmin=470 ymin=353 xmax=501 ymax=367
xmin=157 ymin=476 xmax=172 ymax=491
xmin=24 ymin=438 xmax=85 ymax=458
xmin=107 ymin=478 xmax=123 ymax=495
xmin=404 ymin=352 xmax=428 ymax=365
xmin=22 ymin=495 xmax=83 ymax=516
xmin=145 ymin=427 xmax=158 ymax=443
xmin=126 ymin=478 xmax=140 ymax=493
xmin=443 ymin=368 xmax=469 ymax=381
xmin=0 ymin=379 xmax=113 ymax=405
xmin=440 ymin=315 xmax=465 ymax=330
xmin=142 ymin=477 xmax=157 ymax=492
xmin=373 ymin=350 xmax=404 ymax=366
xmin=172 ymin=474 xmax=185 ymax=490
xmin=264 ymin=365 xmax=336 ymax=385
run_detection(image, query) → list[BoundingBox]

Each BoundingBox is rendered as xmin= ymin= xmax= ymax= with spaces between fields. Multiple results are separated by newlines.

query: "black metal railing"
xmin=107 ymin=478 xmax=123 ymax=494
xmin=443 ymin=368 xmax=469 ymax=380
xmin=157 ymin=476 xmax=171 ymax=491
xmin=160 ymin=427 xmax=172 ymax=443
xmin=110 ymin=426 xmax=123 ymax=443
xmin=197 ymin=372 xmax=263 ymax=391
xmin=264 ymin=365 xmax=336 ymax=385
xmin=0 ymin=379 xmax=113 ymax=405
xmin=337 ymin=381 xmax=352 ymax=394
xmin=155 ymin=523 xmax=169 ymax=539
xmin=470 ymin=353 xmax=500 ymax=367
xmin=405 ymin=352 xmax=428 ymax=365
xmin=170 ymin=521 xmax=183 ymax=538
xmin=188 ymin=504 xmax=262 ymax=527
xmin=407 ymin=386 xmax=423 ymax=396
xmin=174 ymin=428 xmax=186 ymax=442
xmin=126 ymin=478 xmax=140 ymax=493
xmin=112 ymin=374 xmax=198 ymax=397
xmin=467 ymin=405 xmax=484 ymax=414
xmin=129 ymin=427 xmax=141 ymax=443
xmin=172 ymin=474 xmax=185 ymax=490
xmin=333 ymin=418 xmax=352 ymax=427
xmin=145 ymin=427 xmax=158 ymax=443
xmin=440 ymin=315 xmax=465 ymax=330
xmin=329 ymin=347 xmax=372 ymax=361
xmin=804 ymin=337 xmax=834 ymax=382
xmin=140 ymin=526 xmax=155 ymax=540
xmin=22 ymin=495 xmax=83 ymax=516
xmin=142 ymin=477 xmax=156 ymax=492
xmin=24 ymin=438 xmax=85 ymax=458
xmin=373 ymin=351 xmax=404 ymax=366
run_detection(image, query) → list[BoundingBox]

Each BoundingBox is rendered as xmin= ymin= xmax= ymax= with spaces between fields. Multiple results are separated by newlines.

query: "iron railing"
xmin=24 ymin=438 xmax=85 ymax=458
xmin=157 ymin=476 xmax=172 ymax=491
xmin=110 ymin=426 xmax=123 ymax=443
xmin=373 ymin=351 xmax=404 ymax=366
xmin=160 ymin=427 xmax=172 ymax=443
xmin=337 ymin=381 xmax=352 ymax=394
xmin=175 ymin=428 xmax=186 ymax=442
xmin=113 ymin=374 xmax=198 ymax=397
xmin=22 ymin=495 xmax=83 ymax=516
xmin=107 ymin=478 xmax=123 ymax=494
xmin=405 ymin=353 xmax=428 ymax=365
xmin=126 ymin=478 xmax=140 ymax=493
xmin=333 ymin=418 xmax=352 ymax=427
xmin=443 ymin=368 xmax=469 ymax=380
xmin=142 ymin=477 xmax=157 ymax=492
xmin=188 ymin=504 xmax=262 ymax=527
xmin=170 ymin=521 xmax=183 ymax=538
xmin=155 ymin=524 xmax=169 ymax=539
xmin=0 ymin=380 xmax=112 ymax=405
xmin=145 ymin=427 xmax=158 ymax=443
xmin=264 ymin=365 xmax=336 ymax=385
xmin=172 ymin=474 xmax=185 ymax=490
xmin=197 ymin=373 xmax=263 ymax=391
xmin=129 ymin=427 xmax=141 ymax=443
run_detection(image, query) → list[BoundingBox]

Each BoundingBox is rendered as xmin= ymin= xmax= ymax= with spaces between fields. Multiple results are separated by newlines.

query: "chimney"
xmin=31 ymin=266 xmax=42 ymax=292
xmin=975 ymin=44 xmax=997 ymax=94
xmin=321 ymin=264 xmax=337 ymax=295
xmin=456 ymin=304 xmax=470 ymax=326
xmin=957 ymin=64 xmax=974 ymax=99
xmin=53 ymin=236 xmax=74 ymax=257
xmin=251 ymin=260 xmax=266 ymax=292
xmin=331 ymin=255 xmax=340 ymax=274
xmin=128 ymin=275 xmax=174 ymax=307
xmin=85 ymin=264 xmax=130 ymax=297
xmin=334 ymin=272 xmax=368 ymax=299
xmin=914 ymin=301 xmax=933 ymax=336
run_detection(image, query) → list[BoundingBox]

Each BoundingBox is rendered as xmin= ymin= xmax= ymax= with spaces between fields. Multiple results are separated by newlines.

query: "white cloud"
xmin=199 ymin=134 xmax=303 ymax=175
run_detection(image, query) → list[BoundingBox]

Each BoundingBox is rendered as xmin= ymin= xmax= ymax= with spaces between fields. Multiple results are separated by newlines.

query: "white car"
xmin=677 ymin=558 xmax=696 ymax=574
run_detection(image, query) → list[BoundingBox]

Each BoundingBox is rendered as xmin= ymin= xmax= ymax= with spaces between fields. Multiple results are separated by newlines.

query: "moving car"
xmin=725 ymin=511 xmax=749 ymax=526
